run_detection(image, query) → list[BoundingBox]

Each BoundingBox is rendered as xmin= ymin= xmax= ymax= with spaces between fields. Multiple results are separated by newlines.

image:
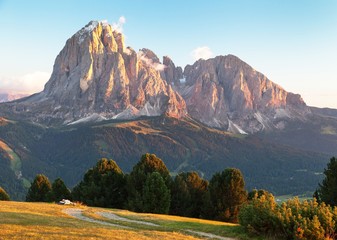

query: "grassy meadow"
xmin=0 ymin=201 xmax=258 ymax=240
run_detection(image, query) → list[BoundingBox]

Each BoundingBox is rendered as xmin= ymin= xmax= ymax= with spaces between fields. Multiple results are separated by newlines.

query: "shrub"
xmin=239 ymin=194 xmax=337 ymax=239
xmin=239 ymin=192 xmax=283 ymax=238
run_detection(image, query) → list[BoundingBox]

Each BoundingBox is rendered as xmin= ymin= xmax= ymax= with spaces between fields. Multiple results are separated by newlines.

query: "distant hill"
xmin=0 ymin=116 xmax=330 ymax=200
xmin=0 ymin=91 xmax=29 ymax=103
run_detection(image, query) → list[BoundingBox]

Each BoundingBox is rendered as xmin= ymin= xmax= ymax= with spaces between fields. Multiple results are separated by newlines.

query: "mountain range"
xmin=0 ymin=91 xmax=29 ymax=103
xmin=0 ymin=21 xmax=336 ymax=200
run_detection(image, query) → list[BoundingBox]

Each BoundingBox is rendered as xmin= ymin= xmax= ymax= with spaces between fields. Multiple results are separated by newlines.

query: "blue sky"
xmin=0 ymin=0 xmax=336 ymax=108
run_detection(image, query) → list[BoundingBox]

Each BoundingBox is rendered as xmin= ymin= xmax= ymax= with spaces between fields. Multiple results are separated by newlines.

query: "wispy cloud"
xmin=0 ymin=71 xmax=50 ymax=93
xmin=112 ymin=16 xmax=126 ymax=33
xmin=191 ymin=46 xmax=213 ymax=61
xmin=138 ymin=50 xmax=166 ymax=71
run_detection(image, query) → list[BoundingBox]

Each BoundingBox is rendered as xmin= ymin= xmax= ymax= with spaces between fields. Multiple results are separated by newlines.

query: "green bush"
xmin=239 ymin=192 xmax=284 ymax=238
xmin=239 ymin=193 xmax=337 ymax=239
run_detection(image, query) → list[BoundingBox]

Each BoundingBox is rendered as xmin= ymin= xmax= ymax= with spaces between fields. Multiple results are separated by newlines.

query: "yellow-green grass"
xmin=0 ymin=201 xmax=255 ymax=239
xmin=104 ymin=209 xmax=253 ymax=239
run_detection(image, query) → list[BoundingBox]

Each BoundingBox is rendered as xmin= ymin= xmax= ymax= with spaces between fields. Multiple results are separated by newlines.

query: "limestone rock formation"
xmin=178 ymin=55 xmax=309 ymax=133
xmin=162 ymin=56 xmax=183 ymax=86
xmin=0 ymin=21 xmax=311 ymax=133
xmin=5 ymin=21 xmax=187 ymax=125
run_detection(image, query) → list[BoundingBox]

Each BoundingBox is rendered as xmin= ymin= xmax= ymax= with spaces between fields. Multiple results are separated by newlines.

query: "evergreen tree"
xmin=209 ymin=168 xmax=247 ymax=223
xmin=142 ymin=172 xmax=170 ymax=214
xmin=170 ymin=172 xmax=209 ymax=218
xmin=50 ymin=178 xmax=71 ymax=201
xmin=0 ymin=186 xmax=10 ymax=201
xmin=127 ymin=153 xmax=171 ymax=212
xmin=248 ymin=189 xmax=270 ymax=200
xmin=316 ymin=157 xmax=337 ymax=206
xmin=26 ymin=174 xmax=52 ymax=202
xmin=72 ymin=158 xmax=126 ymax=208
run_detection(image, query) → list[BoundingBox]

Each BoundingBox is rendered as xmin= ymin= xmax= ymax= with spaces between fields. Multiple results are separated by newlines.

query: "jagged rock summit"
xmin=6 ymin=20 xmax=187 ymax=125
xmin=1 ymin=20 xmax=311 ymax=132
xmin=178 ymin=55 xmax=310 ymax=133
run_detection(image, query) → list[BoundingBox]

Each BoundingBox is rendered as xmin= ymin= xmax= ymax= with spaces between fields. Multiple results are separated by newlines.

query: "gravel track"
xmin=97 ymin=211 xmax=159 ymax=227
xmin=62 ymin=208 xmax=131 ymax=229
xmin=63 ymin=208 xmax=235 ymax=239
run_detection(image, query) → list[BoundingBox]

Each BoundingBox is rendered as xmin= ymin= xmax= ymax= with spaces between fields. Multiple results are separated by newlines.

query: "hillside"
xmin=0 ymin=116 xmax=329 ymax=200
xmin=0 ymin=20 xmax=336 ymax=201
xmin=0 ymin=201 xmax=251 ymax=239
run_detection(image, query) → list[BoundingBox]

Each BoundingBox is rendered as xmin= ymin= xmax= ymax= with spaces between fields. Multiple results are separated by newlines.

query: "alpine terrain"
xmin=0 ymin=21 xmax=336 ymax=200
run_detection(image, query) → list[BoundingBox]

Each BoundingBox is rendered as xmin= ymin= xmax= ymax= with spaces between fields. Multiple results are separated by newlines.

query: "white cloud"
xmin=138 ymin=50 xmax=166 ymax=72
xmin=0 ymin=71 xmax=50 ymax=94
xmin=191 ymin=46 xmax=213 ymax=61
xmin=112 ymin=16 xmax=126 ymax=33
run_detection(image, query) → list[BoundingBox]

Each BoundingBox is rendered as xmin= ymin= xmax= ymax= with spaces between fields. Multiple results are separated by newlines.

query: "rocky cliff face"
xmin=1 ymin=21 xmax=311 ymax=132
xmin=6 ymin=21 xmax=186 ymax=124
xmin=178 ymin=55 xmax=310 ymax=133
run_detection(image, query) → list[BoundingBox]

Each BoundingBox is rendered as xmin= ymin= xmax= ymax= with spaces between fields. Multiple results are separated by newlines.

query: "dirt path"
xmin=63 ymin=208 xmax=235 ymax=240
xmin=62 ymin=208 xmax=131 ymax=229
xmin=97 ymin=211 xmax=159 ymax=227
xmin=186 ymin=230 xmax=235 ymax=240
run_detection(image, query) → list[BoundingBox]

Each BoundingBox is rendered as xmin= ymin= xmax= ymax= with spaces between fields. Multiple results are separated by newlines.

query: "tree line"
xmin=23 ymin=153 xmax=248 ymax=223
xmin=1 ymin=154 xmax=337 ymax=237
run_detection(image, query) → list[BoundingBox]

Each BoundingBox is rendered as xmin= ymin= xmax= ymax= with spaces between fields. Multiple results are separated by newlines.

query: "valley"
xmin=0 ymin=115 xmax=332 ymax=200
xmin=0 ymin=20 xmax=336 ymax=201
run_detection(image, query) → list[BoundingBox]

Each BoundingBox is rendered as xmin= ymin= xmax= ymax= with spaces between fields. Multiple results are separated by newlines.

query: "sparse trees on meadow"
xmin=26 ymin=174 xmax=52 ymax=202
xmin=50 ymin=178 xmax=71 ymax=202
xmin=209 ymin=168 xmax=247 ymax=222
xmin=72 ymin=158 xmax=126 ymax=208
xmin=142 ymin=172 xmax=170 ymax=214
xmin=127 ymin=153 xmax=171 ymax=212
xmin=170 ymin=171 xmax=209 ymax=218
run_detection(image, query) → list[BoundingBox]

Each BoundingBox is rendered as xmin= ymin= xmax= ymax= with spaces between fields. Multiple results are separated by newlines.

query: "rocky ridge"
xmin=177 ymin=55 xmax=310 ymax=133
xmin=6 ymin=21 xmax=186 ymax=125
xmin=1 ymin=21 xmax=311 ymax=133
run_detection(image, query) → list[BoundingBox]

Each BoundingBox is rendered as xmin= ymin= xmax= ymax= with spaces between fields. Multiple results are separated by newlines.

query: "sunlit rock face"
xmin=7 ymin=21 xmax=187 ymax=124
xmin=178 ymin=55 xmax=309 ymax=133
xmin=1 ymin=21 xmax=310 ymax=132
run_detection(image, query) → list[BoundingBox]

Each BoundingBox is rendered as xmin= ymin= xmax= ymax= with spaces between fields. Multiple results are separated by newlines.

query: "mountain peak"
xmin=73 ymin=20 xmax=125 ymax=53
xmin=0 ymin=22 xmax=310 ymax=132
xmin=179 ymin=54 xmax=309 ymax=132
xmin=1 ymin=21 xmax=187 ymax=125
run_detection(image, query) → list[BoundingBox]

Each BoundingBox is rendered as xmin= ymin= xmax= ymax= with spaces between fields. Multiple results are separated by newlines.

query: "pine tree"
xmin=142 ymin=172 xmax=170 ymax=214
xmin=170 ymin=172 xmax=209 ymax=218
xmin=127 ymin=153 xmax=171 ymax=212
xmin=26 ymin=174 xmax=52 ymax=202
xmin=209 ymin=168 xmax=247 ymax=223
xmin=50 ymin=178 xmax=71 ymax=201
xmin=316 ymin=157 xmax=337 ymax=206
xmin=0 ymin=186 xmax=10 ymax=201
xmin=72 ymin=158 xmax=126 ymax=208
xmin=248 ymin=189 xmax=270 ymax=200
